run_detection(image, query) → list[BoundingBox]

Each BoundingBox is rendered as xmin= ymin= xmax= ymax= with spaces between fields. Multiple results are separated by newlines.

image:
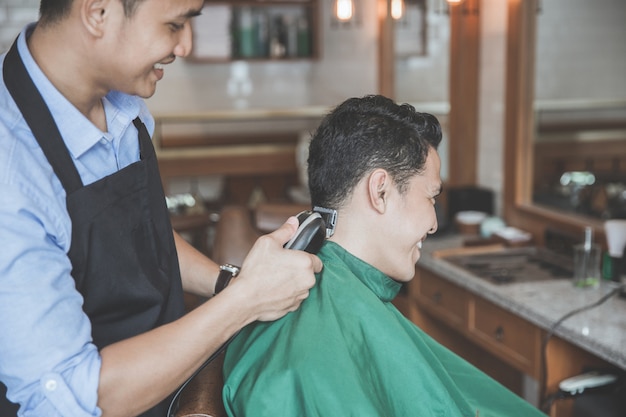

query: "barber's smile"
xmin=153 ymin=57 xmax=175 ymax=80
xmin=153 ymin=63 xmax=165 ymax=80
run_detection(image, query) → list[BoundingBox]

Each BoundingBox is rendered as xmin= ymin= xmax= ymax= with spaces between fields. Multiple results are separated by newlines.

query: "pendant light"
xmin=335 ymin=0 xmax=354 ymax=21
xmin=391 ymin=0 xmax=404 ymax=20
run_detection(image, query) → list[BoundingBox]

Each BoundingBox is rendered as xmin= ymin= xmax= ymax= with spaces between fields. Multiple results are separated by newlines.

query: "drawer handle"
xmin=494 ymin=326 xmax=505 ymax=341
xmin=432 ymin=291 xmax=442 ymax=304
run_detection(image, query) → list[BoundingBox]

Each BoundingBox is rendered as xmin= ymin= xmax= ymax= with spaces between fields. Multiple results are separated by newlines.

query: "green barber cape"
xmin=222 ymin=241 xmax=546 ymax=417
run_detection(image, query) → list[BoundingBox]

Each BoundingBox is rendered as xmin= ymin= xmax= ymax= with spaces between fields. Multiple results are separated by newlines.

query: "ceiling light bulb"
xmin=391 ymin=0 xmax=404 ymax=20
xmin=336 ymin=0 xmax=354 ymax=21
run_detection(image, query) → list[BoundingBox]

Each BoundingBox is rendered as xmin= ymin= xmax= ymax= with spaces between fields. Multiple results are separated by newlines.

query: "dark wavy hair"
xmin=307 ymin=94 xmax=442 ymax=210
xmin=39 ymin=0 xmax=146 ymax=25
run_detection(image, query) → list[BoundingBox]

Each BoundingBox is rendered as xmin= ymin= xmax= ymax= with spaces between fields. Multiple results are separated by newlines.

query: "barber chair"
xmin=173 ymin=203 xmax=308 ymax=417
xmin=172 ymin=350 xmax=227 ymax=417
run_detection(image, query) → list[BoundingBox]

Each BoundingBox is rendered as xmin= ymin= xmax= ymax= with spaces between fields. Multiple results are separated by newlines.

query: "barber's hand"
xmin=229 ymin=217 xmax=323 ymax=322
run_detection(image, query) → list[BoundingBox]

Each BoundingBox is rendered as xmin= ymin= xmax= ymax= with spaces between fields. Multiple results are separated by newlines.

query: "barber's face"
xmin=381 ymin=148 xmax=441 ymax=282
xmin=102 ymin=0 xmax=203 ymax=98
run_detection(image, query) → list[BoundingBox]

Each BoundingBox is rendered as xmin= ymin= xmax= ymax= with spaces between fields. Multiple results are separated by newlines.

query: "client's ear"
xmin=368 ymin=169 xmax=391 ymax=214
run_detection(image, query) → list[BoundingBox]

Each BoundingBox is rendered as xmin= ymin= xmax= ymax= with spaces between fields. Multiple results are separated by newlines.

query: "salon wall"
xmin=0 ymin=0 xmax=452 ymax=113
xmin=0 ymin=0 xmax=378 ymax=112
xmin=0 ymin=0 xmax=38 ymax=45
xmin=148 ymin=1 xmax=381 ymax=113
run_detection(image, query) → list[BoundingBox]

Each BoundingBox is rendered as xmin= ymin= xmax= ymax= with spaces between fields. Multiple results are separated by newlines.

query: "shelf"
xmin=189 ymin=0 xmax=319 ymax=62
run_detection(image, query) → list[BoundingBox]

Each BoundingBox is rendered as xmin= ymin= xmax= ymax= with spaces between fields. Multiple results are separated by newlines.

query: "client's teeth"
xmin=417 ymin=241 xmax=423 ymax=249
xmin=154 ymin=63 xmax=163 ymax=70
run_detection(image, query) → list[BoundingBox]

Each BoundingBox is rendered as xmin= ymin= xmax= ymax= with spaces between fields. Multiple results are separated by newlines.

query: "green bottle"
xmin=297 ymin=16 xmax=311 ymax=57
xmin=238 ymin=7 xmax=256 ymax=58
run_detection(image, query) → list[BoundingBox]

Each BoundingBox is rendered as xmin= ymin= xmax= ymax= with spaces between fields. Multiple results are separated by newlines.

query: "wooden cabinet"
xmin=408 ymin=266 xmax=620 ymax=417
xmin=411 ymin=268 xmax=543 ymax=379
xmin=415 ymin=270 xmax=469 ymax=331
xmin=190 ymin=0 xmax=320 ymax=62
xmin=471 ymin=297 xmax=542 ymax=378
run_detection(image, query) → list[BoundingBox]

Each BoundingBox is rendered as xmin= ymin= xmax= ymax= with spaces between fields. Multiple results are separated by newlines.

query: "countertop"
xmin=153 ymin=105 xmax=330 ymax=124
xmin=418 ymin=235 xmax=626 ymax=371
xmin=152 ymin=102 xmax=450 ymax=123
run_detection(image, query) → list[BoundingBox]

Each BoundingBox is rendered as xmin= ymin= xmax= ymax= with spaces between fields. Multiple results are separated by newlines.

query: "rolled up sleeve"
xmin=17 ymin=355 xmax=102 ymax=417
xmin=0 ymin=181 xmax=102 ymax=417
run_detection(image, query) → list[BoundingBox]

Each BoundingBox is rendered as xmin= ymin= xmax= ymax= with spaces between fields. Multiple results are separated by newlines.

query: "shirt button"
xmin=45 ymin=379 xmax=58 ymax=391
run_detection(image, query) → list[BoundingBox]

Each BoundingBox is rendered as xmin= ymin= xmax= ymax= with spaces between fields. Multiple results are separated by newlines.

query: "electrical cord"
xmin=539 ymin=282 xmax=625 ymax=413
xmin=166 ymin=331 xmax=240 ymax=417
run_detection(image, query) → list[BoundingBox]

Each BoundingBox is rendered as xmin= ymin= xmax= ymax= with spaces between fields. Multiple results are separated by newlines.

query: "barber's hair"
xmin=307 ymin=94 xmax=442 ymax=210
xmin=39 ymin=0 xmax=146 ymax=25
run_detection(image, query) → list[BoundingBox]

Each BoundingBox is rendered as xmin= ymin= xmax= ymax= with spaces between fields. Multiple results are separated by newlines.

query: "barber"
xmin=0 ymin=1 xmax=321 ymax=416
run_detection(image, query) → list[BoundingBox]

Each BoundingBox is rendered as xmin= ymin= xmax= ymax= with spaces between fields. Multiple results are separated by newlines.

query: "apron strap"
xmin=3 ymin=38 xmax=83 ymax=194
xmin=133 ymin=117 xmax=150 ymax=160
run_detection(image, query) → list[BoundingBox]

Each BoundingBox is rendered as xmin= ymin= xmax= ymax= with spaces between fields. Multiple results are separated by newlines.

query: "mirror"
xmin=393 ymin=0 xmax=451 ymax=181
xmin=531 ymin=0 xmax=626 ymax=221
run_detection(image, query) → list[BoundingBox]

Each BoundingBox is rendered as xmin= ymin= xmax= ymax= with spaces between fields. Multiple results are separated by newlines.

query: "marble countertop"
xmin=418 ymin=235 xmax=626 ymax=370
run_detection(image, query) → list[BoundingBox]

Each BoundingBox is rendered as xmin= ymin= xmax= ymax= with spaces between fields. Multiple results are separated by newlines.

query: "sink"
xmin=442 ymin=246 xmax=574 ymax=285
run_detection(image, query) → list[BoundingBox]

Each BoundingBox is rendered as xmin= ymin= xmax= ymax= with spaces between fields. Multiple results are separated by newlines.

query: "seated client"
xmin=221 ymin=95 xmax=546 ymax=417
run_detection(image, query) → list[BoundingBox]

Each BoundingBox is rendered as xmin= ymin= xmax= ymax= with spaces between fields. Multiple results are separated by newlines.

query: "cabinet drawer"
xmin=470 ymin=297 xmax=541 ymax=377
xmin=414 ymin=270 xmax=469 ymax=329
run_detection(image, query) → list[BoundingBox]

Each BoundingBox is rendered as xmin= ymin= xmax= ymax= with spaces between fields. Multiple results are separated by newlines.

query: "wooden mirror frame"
xmin=503 ymin=0 xmax=606 ymax=245
xmin=379 ymin=0 xmax=597 ymax=244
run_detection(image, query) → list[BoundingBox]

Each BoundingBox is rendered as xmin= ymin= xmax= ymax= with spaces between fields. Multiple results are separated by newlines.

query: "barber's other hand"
xmin=228 ymin=217 xmax=323 ymax=322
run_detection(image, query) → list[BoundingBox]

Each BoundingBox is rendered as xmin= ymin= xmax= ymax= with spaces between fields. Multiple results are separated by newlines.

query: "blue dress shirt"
xmin=0 ymin=24 xmax=156 ymax=416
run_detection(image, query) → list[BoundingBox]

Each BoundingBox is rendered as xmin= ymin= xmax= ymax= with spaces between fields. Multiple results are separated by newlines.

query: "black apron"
xmin=2 ymin=38 xmax=185 ymax=417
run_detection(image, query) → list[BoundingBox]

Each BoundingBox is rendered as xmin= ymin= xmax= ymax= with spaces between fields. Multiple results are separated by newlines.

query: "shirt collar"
xmin=17 ymin=23 xmax=141 ymax=159
xmin=319 ymin=241 xmax=403 ymax=302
